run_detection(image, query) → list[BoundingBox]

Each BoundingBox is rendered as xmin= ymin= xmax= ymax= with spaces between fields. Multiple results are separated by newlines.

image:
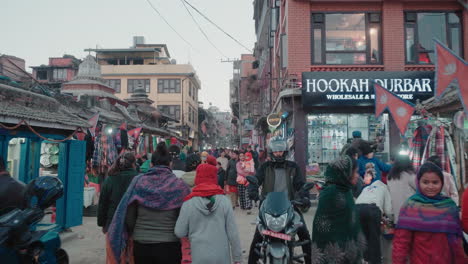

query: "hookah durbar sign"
xmin=302 ymin=71 xmax=434 ymax=107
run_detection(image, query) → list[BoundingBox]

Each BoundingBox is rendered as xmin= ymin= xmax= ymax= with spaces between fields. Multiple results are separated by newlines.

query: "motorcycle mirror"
xmin=246 ymin=176 xmax=258 ymax=186
xmin=302 ymin=182 xmax=315 ymax=191
xmin=293 ymin=222 xmax=303 ymax=229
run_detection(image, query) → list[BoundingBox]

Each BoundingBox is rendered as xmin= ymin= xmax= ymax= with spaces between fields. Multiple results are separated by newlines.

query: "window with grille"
xmin=158 ymin=79 xmax=181 ymax=93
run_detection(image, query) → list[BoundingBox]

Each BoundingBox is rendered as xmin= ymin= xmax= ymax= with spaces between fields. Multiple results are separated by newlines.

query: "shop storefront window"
xmin=405 ymin=12 xmax=462 ymax=64
xmin=312 ymin=13 xmax=381 ymax=65
xmin=307 ymin=114 xmax=386 ymax=164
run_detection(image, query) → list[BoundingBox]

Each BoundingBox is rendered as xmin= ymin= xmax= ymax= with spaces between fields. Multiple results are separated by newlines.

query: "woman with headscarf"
xmin=98 ymin=152 xmax=138 ymax=234
xmin=181 ymin=153 xmax=202 ymax=188
xmin=393 ymin=162 xmax=466 ymax=264
xmin=175 ymin=158 xmax=242 ymax=264
xmin=105 ymin=142 xmax=191 ymax=264
xmin=312 ymin=155 xmax=364 ymax=264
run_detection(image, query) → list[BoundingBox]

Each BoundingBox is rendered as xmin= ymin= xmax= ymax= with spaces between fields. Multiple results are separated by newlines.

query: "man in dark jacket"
xmin=226 ymin=150 xmax=239 ymax=209
xmin=0 ymin=156 xmax=26 ymax=213
xmin=247 ymin=140 xmax=311 ymax=264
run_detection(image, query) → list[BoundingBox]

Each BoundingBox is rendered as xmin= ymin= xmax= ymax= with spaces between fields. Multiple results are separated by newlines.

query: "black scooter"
xmin=247 ymin=176 xmax=314 ymax=264
xmin=0 ymin=176 xmax=69 ymax=264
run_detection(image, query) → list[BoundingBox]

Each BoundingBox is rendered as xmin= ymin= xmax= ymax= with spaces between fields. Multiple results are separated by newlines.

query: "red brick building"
xmin=31 ymin=56 xmax=81 ymax=89
xmin=254 ymin=0 xmax=468 ymax=174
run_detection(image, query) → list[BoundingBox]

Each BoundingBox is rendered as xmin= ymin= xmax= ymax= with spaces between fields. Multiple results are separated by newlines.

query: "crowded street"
xmin=2 ymin=0 xmax=468 ymax=263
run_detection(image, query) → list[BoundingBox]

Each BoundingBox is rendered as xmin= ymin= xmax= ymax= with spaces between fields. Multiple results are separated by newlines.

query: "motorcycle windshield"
xmin=262 ymin=192 xmax=290 ymax=217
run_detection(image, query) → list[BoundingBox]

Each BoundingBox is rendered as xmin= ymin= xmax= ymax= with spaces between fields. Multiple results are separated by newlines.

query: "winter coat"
xmin=387 ymin=171 xmax=417 ymax=222
xmin=358 ymin=156 xmax=392 ymax=181
xmin=226 ymin=159 xmax=238 ymax=186
xmin=97 ymin=168 xmax=138 ymax=231
xmin=355 ymin=180 xmax=393 ymax=219
xmin=217 ymin=168 xmax=226 ymax=189
xmin=250 ymin=161 xmax=306 ymax=201
xmin=462 ymin=190 xmax=468 ymax=233
xmin=174 ymin=195 xmax=242 ymax=264
xmin=392 ymin=229 xmax=467 ymax=264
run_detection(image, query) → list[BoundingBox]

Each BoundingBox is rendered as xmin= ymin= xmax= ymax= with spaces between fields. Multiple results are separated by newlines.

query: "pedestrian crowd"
xmin=96 ymin=143 xmax=263 ymax=264
xmin=43 ymin=128 xmax=458 ymax=264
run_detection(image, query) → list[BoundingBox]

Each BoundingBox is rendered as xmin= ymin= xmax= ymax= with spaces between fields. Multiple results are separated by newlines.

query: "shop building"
xmin=85 ymin=37 xmax=201 ymax=148
xmin=258 ymin=0 xmax=468 ymax=175
xmin=30 ymin=55 xmax=81 ymax=89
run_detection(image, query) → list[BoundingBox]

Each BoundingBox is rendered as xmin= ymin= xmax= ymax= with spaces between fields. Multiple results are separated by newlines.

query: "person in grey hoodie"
xmin=175 ymin=161 xmax=242 ymax=264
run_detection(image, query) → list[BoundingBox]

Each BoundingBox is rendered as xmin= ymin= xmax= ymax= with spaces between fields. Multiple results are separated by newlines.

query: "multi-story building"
xmin=230 ymin=54 xmax=262 ymax=149
xmin=86 ymin=37 xmax=201 ymax=148
xmin=0 ymin=55 xmax=32 ymax=84
xmin=30 ymin=56 xmax=80 ymax=89
xmin=255 ymin=0 xmax=468 ymax=175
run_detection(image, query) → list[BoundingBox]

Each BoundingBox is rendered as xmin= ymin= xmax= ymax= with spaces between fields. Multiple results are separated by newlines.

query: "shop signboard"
xmin=302 ymin=71 xmax=434 ymax=107
xmin=267 ymin=113 xmax=282 ymax=128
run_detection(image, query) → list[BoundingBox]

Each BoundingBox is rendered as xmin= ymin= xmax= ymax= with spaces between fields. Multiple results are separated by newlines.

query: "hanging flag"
xmin=434 ymin=39 xmax=468 ymax=98
xmin=374 ymin=82 xmax=415 ymax=135
xmin=119 ymin=122 xmax=127 ymax=130
xmin=88 ymin=113 xmax=100 ymax=137
xmin=128 ymin=127 xmax=142 ymax=141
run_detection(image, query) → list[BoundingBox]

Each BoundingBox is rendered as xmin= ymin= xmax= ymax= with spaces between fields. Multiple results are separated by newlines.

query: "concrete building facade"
xmin=254 ymin=0 xmax=468 ymax=175
xmin=86 ymin=37 xmax=201 ymax=147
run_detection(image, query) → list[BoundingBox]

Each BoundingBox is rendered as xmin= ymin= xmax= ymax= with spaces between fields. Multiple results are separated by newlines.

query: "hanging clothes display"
xmin=420 ymin=125 xmax=458 ymax=187
xmin=409 ymin=124 xmax=432 ymax=170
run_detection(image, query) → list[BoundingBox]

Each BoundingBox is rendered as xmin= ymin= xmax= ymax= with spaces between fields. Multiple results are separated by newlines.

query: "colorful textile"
xmin=397 ymin=193 xmax=461 ymax=235
xmin=237 ymin=184 xmax=252 ymax=210
xmin=106 ymin=166 xmax=190 ymax=264
xmin=396 ymin=190 xmax=465 ymax=264
xmin=312 ymin=156 xmax=365 ymax=264
xmin=410 ymin=125 xmax=432 ymax=170
xmin=184 ymin=184 xmax=225 ymax=201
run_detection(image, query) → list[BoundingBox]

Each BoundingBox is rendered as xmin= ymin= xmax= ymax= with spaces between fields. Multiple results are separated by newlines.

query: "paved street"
xmin=62 ymin=203 xmax=317 ymax=263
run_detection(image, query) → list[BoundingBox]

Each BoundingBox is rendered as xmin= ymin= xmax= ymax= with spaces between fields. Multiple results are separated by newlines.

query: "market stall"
xmin=0 ymin=84 xmax=89 ymax=231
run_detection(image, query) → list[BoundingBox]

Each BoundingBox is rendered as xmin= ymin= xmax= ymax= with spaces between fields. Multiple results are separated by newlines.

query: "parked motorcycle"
xmin=247 ymin=176 xmax=315 ymax=264
xmin=0 ymin=176 xmax=69 ymax=264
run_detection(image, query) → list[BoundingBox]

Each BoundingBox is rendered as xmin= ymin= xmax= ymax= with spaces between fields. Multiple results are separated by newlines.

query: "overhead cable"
xmin=145 ymin=0 xmax=194 ymax=50
xmin=179 ymin=0 xmax=227 ymax=58
xmin=182 ymin=0 xmax=253 ymax=53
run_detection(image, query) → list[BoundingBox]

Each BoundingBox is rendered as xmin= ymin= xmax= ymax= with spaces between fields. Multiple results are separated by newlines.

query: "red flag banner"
xmin=374 ymin=82 xmax=415 ymax=135
xmin=88 ymin=113 xmax=100 ymax=137
xmin=434 ymin=39 xmax=467 ymax=98
xmin=128 ymin=127 xmax=143 ymax=140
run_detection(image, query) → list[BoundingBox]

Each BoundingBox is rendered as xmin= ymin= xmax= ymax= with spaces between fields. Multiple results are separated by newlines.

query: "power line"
xmin=182 ymin=0 xmax=253 ymax=53
xmin=179 ymin=0 xmax=227 ymax=58
xmin=145 ymin=0 xmax=194 ymax=50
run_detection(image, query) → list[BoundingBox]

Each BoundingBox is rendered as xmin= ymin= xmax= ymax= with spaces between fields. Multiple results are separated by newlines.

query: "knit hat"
xmin=245 ymin=152 xmax=253 ymax=162
xmin=361 ymin=143 xmax=373 ymax=156
xmin=195 ymin=163 xmax=218 ymax=185
xmin=352 ymin=130 xmax=362 ymax=138
xmin=206 ymin=155 xmax=217 ymax=166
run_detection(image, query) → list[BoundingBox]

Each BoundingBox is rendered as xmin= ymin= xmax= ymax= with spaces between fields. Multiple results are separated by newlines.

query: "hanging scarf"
xmin=183 ymin=183 xmax=225 ymax=201
xmin=106 ymin=166 xmax=191 ymax=264
xmin=397 ymin=192 xmax=460 ymax=234
xmin=410 ymin=124 xmax=432 ymax=170
xmin=312 ymin=156 xmax=365 ymax=264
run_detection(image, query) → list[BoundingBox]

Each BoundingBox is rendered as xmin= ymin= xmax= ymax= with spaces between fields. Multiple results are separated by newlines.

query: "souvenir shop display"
xmin=40 ymin=142 xmax=60 ymax=177
xmin=307 ymin=114 xmax=384 ymax=164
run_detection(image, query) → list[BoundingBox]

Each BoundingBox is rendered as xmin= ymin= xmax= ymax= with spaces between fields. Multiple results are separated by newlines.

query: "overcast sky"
xmin=3 ymin=0 xmax=256 ymax=111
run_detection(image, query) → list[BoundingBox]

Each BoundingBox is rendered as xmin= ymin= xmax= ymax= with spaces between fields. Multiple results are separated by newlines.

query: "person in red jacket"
xmin=462 ymin=189 xmax=468 ymax=233
xmin=393 ymin=162 xmax=467 ymax=264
